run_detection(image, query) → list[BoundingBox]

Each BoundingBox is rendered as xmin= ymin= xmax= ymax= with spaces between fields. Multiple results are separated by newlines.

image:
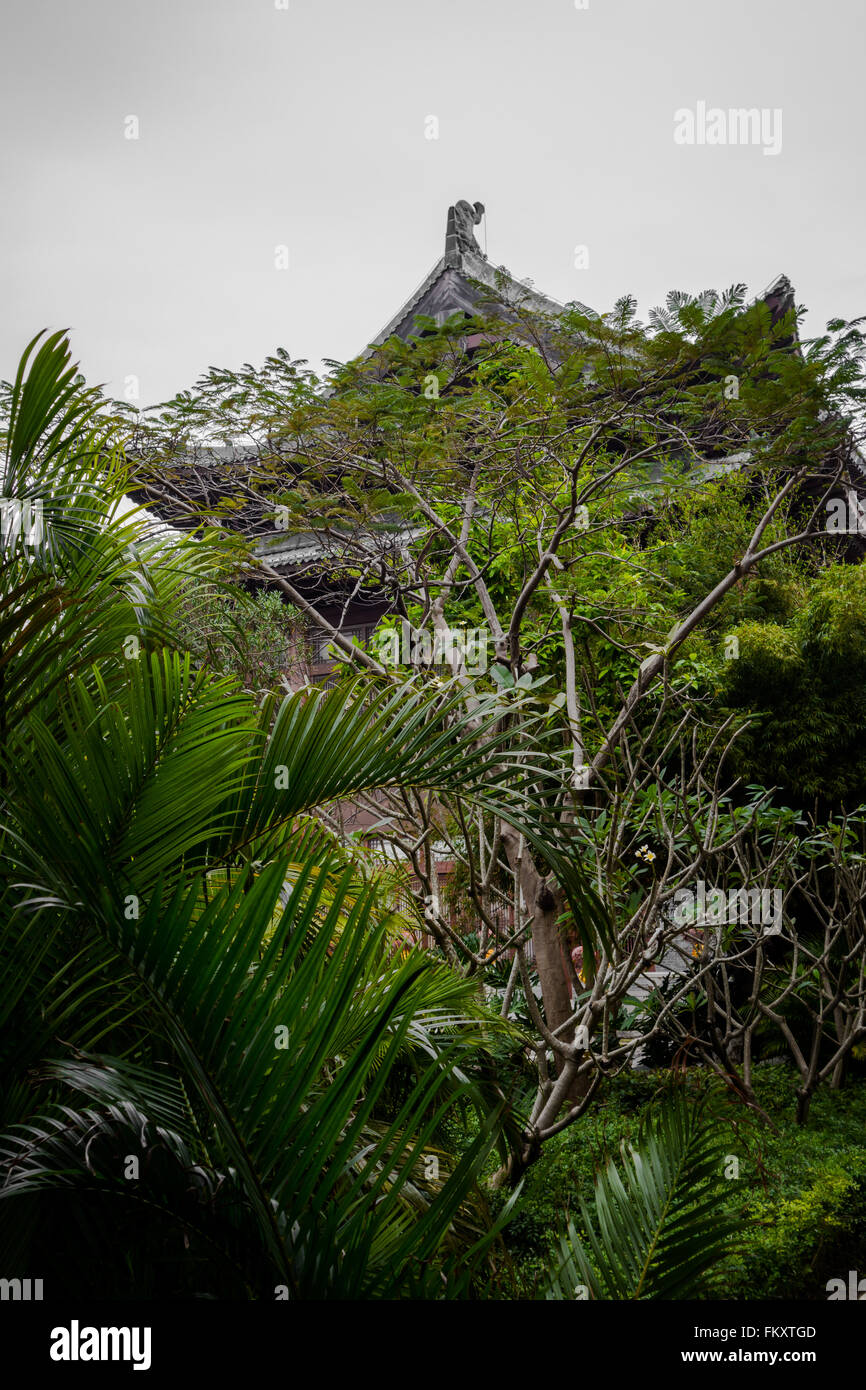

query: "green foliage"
xmin=0 ymin=331 xmax=605 ymax=1299
xmin=544 ymin=1089 xmax=741 ymax=1299
xmin=2 ymin=866 xmax=511 ymax=1298
xmin=717 ymin=564 xmax=866 ymax=800
xmin=705 ymin=1065 xmax=866 ymax=1300
xmin=658 ymin=472 xmax=810 ymax=623
xmin=498 ymin=1066 xmax=866 ymax=1301
xmin=173 ymin=584 xmax=301 ymax=690
xmin=6 ymin=272 xmax=866 ymax=1301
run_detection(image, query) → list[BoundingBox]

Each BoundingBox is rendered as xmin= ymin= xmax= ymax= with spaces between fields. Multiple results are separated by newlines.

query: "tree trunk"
xmin=530 ymin=882 xmax=576 ymax=1052
xmin=501 ymin=826 xmax=590 ymax=1106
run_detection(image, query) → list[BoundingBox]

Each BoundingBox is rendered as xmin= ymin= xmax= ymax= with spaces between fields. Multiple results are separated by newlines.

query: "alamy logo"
xmin=827 ymin=1270 xmax=866 ymax=1300
xmin=673 ymin=881 xmax=782 ymax=933
xmin=0 ymin=1276 xmax=43 ymax=1300
xmin=826 ymin=490 xmax=866 ymax=534
xmin=0 ymin=498 xmax=43 ymax=550
xmin=49 ymin=1320 xmax=152 ymax=1371
xmin=374 ymin=620 xmax=488 ymax=675
xmin=674 ymin=102 xmax=782 ymax=157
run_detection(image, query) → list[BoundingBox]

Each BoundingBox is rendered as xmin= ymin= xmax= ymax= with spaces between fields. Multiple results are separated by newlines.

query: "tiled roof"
xmin=363 ymin=201 xmax=593 ymax=356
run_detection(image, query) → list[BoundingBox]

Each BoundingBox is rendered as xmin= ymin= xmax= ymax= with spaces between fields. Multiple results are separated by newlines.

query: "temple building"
xmin=254 ymin=199 xmax=800 ymax=683
xmin=134 ymin=199 xmax=808 ymax=688
xmin=254 ymin=197 xmax=594 ymax=681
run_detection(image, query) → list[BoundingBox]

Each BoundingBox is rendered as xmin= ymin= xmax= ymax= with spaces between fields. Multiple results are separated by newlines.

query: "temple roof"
xmin=131 ymin=205 xmax=825 ymax=571
xmin=364 ymin=199 xmax=593 ymax=353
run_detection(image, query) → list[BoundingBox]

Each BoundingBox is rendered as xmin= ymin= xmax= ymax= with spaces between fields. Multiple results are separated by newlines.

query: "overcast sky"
xmin=2 ymin=0 xmax=864 ymax=407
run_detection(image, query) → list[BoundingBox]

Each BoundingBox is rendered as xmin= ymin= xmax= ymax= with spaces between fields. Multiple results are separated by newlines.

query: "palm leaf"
xmin=2 ymin=856 xmax=509 ymax=1297
xmin=544 ymin=1091 xmax=742 ymax=1300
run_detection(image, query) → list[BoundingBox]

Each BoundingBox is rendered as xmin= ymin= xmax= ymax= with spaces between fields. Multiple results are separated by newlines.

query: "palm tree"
xmin=0 ymin=332 xmax=606 ymax=1298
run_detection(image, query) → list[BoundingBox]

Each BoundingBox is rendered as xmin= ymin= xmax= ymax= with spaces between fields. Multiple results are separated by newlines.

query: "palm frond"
xmin=544 ymin=1091 xmax=742 ymax=1300
xmin=2 ymin=860 xmax=510 ymax=1297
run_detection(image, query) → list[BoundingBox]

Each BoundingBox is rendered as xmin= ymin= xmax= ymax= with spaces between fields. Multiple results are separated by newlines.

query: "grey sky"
xmin=2 ymin=0 xmax=864 ymax=407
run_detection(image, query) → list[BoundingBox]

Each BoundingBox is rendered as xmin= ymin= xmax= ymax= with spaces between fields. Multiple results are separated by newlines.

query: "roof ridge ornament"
xmin=445 ymin=200 xmax=486 ymax=266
